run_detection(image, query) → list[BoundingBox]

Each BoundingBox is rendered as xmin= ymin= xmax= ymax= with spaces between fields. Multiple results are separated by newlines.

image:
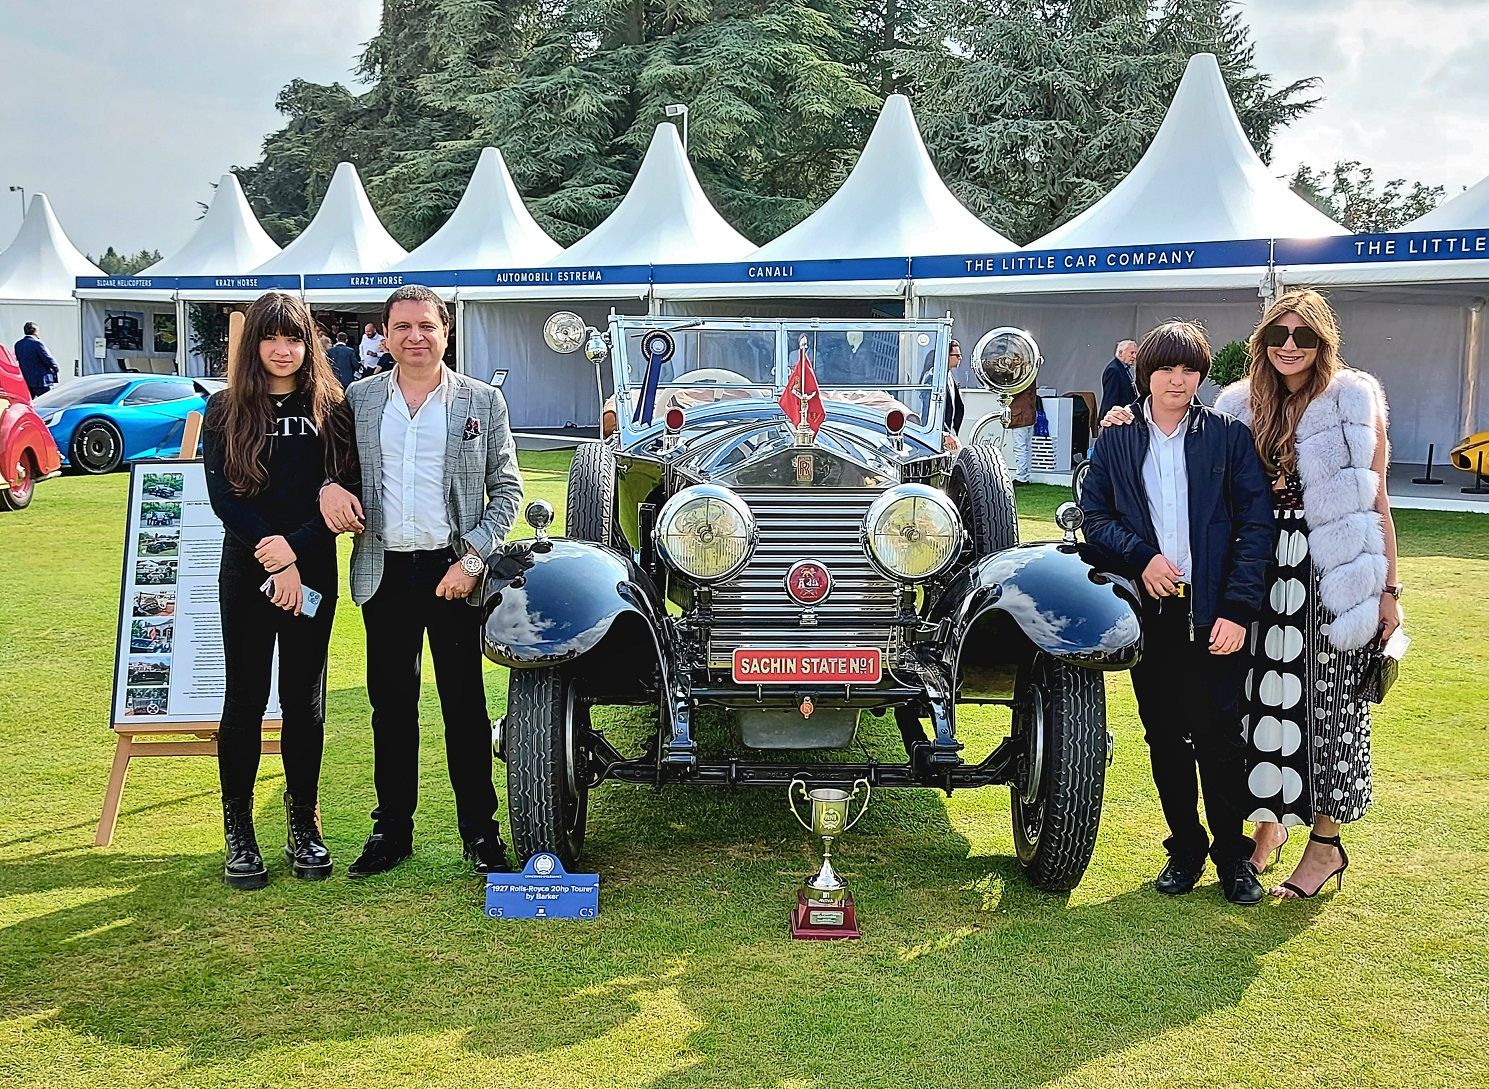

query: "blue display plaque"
xmin=484 ymin=853 xmax=599 ymax=920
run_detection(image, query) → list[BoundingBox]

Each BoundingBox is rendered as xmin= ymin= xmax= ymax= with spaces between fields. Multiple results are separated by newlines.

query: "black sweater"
xmin=202 ymin=389 xmax=336 ymax=583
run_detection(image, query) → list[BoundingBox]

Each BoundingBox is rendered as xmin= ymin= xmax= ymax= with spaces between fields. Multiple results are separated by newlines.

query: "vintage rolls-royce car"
xmin=482 ymin=314 xmax=1142 ymax=891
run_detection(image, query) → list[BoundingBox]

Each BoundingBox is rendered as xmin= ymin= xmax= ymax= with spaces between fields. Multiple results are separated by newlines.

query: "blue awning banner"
xmin=1275 ymin=230 xmax=1489 ymax=266
xmin=911 ymin=239 xmax=1272 ymax=280
xmin=456 ymin=264 xmax=651 ymax=288
xmin=651 ymin=256 xmax=909 ymax=285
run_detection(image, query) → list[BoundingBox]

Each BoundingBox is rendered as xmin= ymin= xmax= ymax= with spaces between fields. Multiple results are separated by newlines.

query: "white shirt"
xmin=1141 ymin=399 xmax=1191 ymax=581
xmin=360 ymin=333 xmax=385 ymax=366
xmin=380 ymin=368 xmax=452 ymax=551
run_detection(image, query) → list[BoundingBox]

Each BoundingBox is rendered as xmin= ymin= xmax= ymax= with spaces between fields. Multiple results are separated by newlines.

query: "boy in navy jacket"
xmin=1080 ymin=321 xmax=1273 ymax=904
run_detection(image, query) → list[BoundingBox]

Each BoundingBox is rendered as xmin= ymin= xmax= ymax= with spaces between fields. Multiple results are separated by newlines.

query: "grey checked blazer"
xmin=338 ymin=369 xmax=523 ymax=606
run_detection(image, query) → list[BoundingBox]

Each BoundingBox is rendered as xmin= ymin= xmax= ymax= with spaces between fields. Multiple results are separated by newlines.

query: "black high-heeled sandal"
xmin=1277 ymin=832 xmax=1349 ymax=898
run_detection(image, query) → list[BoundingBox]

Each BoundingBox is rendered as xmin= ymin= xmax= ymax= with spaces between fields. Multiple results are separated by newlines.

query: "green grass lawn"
xmin=1 ymin=459 xmax=1486 ymax=1088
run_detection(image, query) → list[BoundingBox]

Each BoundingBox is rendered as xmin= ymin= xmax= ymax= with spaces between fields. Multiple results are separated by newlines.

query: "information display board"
xmin=109 ymin=460 xmax=280 ymax=727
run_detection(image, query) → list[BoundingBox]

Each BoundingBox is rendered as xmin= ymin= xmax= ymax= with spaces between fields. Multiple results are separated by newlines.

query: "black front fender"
xmin=930 ymin=542 xmax=1142 ymax=693
xmin=480 ymin=538 xmax=668 ymax=669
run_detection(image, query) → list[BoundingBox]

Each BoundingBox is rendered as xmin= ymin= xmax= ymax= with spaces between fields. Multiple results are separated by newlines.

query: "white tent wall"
xmin=920 ymin=290 xmax=1265 ymax=402
xmin=460 ymin=300 xmax=619 ymax=429
xmin=79 ymin=296 xmax=179 ymax=375
xmin=0 ymin=299 xmax=83 ymax=379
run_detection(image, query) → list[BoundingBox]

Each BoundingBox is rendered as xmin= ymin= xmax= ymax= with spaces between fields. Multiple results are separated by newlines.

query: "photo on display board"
xmin=132 ymin=589 xmax=175 ymax=617
xmin=105 ymin=310 xmax=145 ymax=351
xmin=134 ymin=559 xmax=177 ymax=586
xmin=124 ymin=687 xmax=170 ymax=717
xmin=140 ymin=501 xmax=181 ymax=527
xmin=126 ymin=657 xmax=171 ymax=687
xmin=137 ymin=530 xmax=179 ymax=557
xmin=153 ymin=313 xmax=177 ymax=355
xmin=142 ymin=473 xmax=183 ymax=500
xmin=130 ymin=619 xmax=174 ymax=655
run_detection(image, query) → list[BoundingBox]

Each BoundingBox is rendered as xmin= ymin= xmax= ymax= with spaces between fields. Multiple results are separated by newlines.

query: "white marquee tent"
xmin=459 ymin=122 xmax=754 ymax=429
xmin=1272 ymin=171 xmax=1489 ymax=463
xmin=654 ymin=93 xmax=1016 ymax=320
xmin=0 ymin=193 xmax=102 ymax=383
xmin=914 ymin=52 xmax=1346 ymax=407
xmin=75 ymin=173 xmax=285 ymax=376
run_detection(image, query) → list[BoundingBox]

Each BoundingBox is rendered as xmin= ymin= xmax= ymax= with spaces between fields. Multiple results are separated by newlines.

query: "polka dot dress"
xmin=1241 ymin=477 xmax=1373 ymax=826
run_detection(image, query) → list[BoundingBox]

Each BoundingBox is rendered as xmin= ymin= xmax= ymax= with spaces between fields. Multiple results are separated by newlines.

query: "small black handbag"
xmin=1356 ymin=623 xmax=1402 ymax=704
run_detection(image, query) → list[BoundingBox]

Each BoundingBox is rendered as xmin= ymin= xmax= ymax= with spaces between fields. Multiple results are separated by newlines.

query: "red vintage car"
xmin=0 ymin=344 xmax=63 ymax=510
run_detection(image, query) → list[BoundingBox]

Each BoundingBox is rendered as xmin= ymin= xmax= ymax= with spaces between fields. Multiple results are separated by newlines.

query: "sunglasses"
xmin=1262 ymin=324 xmax=1320 ymax=350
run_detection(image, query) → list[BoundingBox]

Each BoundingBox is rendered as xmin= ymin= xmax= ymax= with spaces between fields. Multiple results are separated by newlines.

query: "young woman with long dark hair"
xmin=203 ymin=292 xmax=351 ymax=889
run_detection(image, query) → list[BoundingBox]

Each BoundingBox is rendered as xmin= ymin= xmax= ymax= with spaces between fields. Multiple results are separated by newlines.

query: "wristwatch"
xmin=1384 ymin=583 xmax=1404 ymax=600
xmin=459 ymin=551 xmax=485 ymax=577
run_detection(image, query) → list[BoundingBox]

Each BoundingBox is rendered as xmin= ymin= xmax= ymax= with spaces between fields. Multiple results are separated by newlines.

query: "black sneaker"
xmin=1217 ymin=859 xmax=1265 ymax=905
xmin=1155 ymin=853 xmax=1206 ymax=895
xmin=464 ymin=835 xmax=514 ymax=875
xmin=347 ymin=833 xmax=412 ymax=878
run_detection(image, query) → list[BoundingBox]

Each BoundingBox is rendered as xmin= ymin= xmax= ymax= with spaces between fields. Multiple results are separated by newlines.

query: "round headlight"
xmin=655 ymin=484 xmax=757 ymax=583
xmin=861 ymin=484 xmax=963 ymax=582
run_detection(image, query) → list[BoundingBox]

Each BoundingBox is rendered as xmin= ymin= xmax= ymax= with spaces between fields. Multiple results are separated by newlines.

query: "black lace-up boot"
xmin=222 ymin=796 xmax=268 ymax=890
xmin=284 ymin=791 xmax=333 ymax=880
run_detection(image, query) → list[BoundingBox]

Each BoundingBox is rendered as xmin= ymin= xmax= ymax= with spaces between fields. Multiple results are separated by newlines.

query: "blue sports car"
xmin=33 ymin=374 xmax=226 ymax=474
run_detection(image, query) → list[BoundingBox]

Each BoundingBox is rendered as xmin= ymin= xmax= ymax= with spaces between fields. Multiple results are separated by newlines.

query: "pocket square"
xmin=463 ymin=417 xmax=482 ymax=440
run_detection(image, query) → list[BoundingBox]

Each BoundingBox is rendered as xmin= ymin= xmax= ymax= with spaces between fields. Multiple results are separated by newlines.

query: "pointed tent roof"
xmin=1035 ymin=53 xmax=1344 ymax=249
xmin=549 ymin=122 xmax=753 ymax=266
xmin=251 ymin=162 xmax=406 ymax=276
xmin=392 ymin=148 xmax=560 ymax=271
xmin=141 ymin=174 xmax=280 ymax=276
xmin=0 ymin=193 xmax=102 ymax=300
xmin=751 ymin=94 xmax=1016 ymax=261
xmin=1403 ymin=173 xmax=1489 ymax=231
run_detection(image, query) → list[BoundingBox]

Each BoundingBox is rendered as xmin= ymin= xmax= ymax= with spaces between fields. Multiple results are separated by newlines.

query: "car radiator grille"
xmin=707 ymin=489 xmax=903 ymax=670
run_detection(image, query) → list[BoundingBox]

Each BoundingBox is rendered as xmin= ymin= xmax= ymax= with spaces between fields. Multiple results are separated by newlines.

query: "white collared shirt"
xmin=380 ymin=367 xmax=452 ymax=551
xmin=360 ymin=333 xmax=385 ymax=366
xmin=1141 ymin=398 xmax=1191 ymax=580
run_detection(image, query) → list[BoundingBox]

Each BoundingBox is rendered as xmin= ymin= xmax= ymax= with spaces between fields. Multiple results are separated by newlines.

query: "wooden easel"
xmin=96 ymin=311 xmax=283 ymax=846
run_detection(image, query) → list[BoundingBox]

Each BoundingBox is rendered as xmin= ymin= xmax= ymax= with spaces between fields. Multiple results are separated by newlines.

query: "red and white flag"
xmin=779 ymin=338 xmax=825 ymax=435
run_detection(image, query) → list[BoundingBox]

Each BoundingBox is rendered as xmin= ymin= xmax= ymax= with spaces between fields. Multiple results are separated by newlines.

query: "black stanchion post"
xmin=1412 ymin=443 xmax=1444 ymax=486
xmin=1463 ymin=450 xmax=1489 ymax=495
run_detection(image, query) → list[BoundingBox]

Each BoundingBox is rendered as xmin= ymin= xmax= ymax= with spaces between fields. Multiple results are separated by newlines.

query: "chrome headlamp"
xmin=861 ymin=484 xmax=964 ymax=582
xmin=655 ymin=484 xmax=757 ymax=583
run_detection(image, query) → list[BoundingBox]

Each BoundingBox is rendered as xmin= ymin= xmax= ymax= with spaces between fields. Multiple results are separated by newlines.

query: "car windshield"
xmin=33 ymin=377 xmax=131 ymax=411
xmin=614 ymin=321 xmax=947 ymax=435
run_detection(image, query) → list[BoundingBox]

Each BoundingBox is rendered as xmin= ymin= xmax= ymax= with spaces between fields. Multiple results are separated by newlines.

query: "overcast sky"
xmin=0 ymin=0 xmax=1483 ymax=258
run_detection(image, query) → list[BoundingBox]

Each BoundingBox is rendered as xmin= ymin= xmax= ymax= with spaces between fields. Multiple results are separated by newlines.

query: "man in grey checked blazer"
xmin=320 ymin=285 xmax=523 ymax=878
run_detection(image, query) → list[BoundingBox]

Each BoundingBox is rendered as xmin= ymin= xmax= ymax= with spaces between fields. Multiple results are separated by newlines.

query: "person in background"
xmin=202 ymin=292 xmax=351 ymax=890
xmin=15 ymin=322 xmax=59 ymax=396
xmin=943 ymin=339 xmax=965 ymax=446
xmin=359 ymin=321 xmax=385 ymax=374
xmin=328 ymin=332 xmax=359 ymax=389
xmin=1080 ymin=321 xmax=1274 ymax=905
xmin=1006 ymin=385 xmax=1036 ymax=484
xmin=318 ymin=285 xmax=524 ymax=879
xmin=1099 ymin=339 xmax=1138 ymax=419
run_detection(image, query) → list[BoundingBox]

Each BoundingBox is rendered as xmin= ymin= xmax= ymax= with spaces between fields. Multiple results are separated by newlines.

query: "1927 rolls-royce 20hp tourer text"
xmin=481 ymin=314 xmax=1143 ymax=892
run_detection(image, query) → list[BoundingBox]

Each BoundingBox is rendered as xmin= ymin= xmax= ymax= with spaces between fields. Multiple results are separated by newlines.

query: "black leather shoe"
xmin=283 ymin=791 xmax=333 ymax=880
xmin=1217 ymin=859 xmax=1265 ymax=905
xmin=222 ymin=796 xmax=268 ymax=890
xmin=347 ymin=833 xmax=412 ymax=878
xmin=1155 ymin=854 xmax=1206 ymax=895
xmin=464 ymin=835 xmax=514 ymax=875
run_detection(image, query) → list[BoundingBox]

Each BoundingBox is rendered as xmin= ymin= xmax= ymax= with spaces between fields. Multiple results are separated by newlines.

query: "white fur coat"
xmin=1214 ymin=369 xmax=1388 ymax=651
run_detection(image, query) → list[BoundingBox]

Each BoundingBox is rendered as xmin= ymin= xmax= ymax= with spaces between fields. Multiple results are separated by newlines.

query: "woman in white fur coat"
xmin=1101 ymin=289 xmax=1402 ymax=899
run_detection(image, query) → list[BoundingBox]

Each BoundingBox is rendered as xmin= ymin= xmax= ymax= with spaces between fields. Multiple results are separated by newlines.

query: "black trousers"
xmin=218 ymin=545 xmax=336 ymax=804
xmin=362 ymin=548 xmax=499 ymax=844
xmin=1130 ymin=599 xmax=1253 ymax=865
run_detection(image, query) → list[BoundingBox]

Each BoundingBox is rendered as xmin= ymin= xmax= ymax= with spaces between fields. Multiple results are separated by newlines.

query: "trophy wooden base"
xmin=790 ymin=890 xmax=860 ymax=940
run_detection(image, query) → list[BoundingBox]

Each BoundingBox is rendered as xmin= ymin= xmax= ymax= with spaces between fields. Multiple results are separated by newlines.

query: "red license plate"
xmin=731 ymin=648 xmax=882 ymax=685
